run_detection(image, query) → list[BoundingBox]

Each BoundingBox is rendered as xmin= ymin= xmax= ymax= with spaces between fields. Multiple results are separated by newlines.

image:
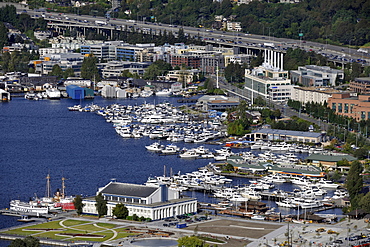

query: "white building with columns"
xmin=244 ymin=49 xmax=292 ymax=103
xmin=82 ymin=181 xmax=197 ymax=220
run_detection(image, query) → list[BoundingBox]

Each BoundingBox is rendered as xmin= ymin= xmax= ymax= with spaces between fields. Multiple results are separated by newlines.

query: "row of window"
xmin=332 ymin=103 xmax=370 ymax=119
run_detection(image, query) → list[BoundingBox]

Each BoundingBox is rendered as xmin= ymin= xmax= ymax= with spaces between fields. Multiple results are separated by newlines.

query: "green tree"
xmin=0 ymin=22 xmax=8 ymax=49
xmin=23 ymin=236 xmax=40 ymax=247
xmin=346 ymin=160 xmax=363 ymax=204
xmin=9 ymin=239 xmax=27 ymax=247
xmin=9 ymin=236 xmax=40 ymax=247
xmin=81 ymin=56 xmax=101 ymax=81
xmin=95 ymin=192 xmax=107 ymax=218
xmin=223 ymin=163 xmax=235 ymax=172
xmin=50 ymin=64 xmax=63 ymax=78
xmin=63 ymin=68 xmax=75 ymax=78
xmin=132 ymin=214 xmax=139 ymax=221
xmin=73 ymin=195 xmax=84 ymax=216
xmin=359 ymin=192 xmax=370 ymax=213
xmin=112 ymin=203 xmax=129 ymax=219
xmin=143 ymin=60 xmax=172 ymax=80
xmin=121 ymin=69 xmax=134 ymax=78
xmin=177 ymin=236 xmax=208 ymax=247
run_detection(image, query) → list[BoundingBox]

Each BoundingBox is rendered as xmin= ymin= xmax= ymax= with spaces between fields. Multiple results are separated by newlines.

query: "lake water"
xmin=0 ymin=96 xmax=341 ymax=246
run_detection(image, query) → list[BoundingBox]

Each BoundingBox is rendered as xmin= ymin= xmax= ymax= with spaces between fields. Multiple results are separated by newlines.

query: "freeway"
xmin=6 ymin=2 xmax=369 ymax=66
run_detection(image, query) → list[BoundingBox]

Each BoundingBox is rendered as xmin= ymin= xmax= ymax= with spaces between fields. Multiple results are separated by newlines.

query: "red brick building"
xmin=170 ymin=54 xmax=201 ymax=69
xmin=327 ymin=93 xmax=370 ymax=121
xmin=350 ymin=77 xmax=370 ymax=94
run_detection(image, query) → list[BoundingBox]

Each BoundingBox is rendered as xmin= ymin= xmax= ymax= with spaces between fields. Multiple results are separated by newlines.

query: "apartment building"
xmin=350 ymin=77 xmax=370 ymax=94
xmin=328 ymin=93 xmax=370 ymax=121
xmin=291 ymin=87 xmax=341 ymax=105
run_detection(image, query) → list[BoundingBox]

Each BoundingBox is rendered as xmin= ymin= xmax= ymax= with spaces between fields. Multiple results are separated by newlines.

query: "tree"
xmin=223 ymin=163 xmax=235 ymax=172
xmin=95 ymin=192 xmax=107 ymax=218
xmin=121 ymin=69 xmax=133 ymax=78
xmin=112 ymin=203 xmax=129 ymax=219
xmin=143 ymin=60 xmax=172 ymax=80
xmin=81 ymin=56 xmax=101 ymax=81
xmin=63 ymin=68 xmax=75 ymax=78
xmin=346 ymin=160 xmax=363 ymax=204
xmin=132 ymin=214 xmax=139 ymax=221
xmin=23 ymin=236 xmax=40 ymax=247
xmin=50 ymin=64 xmax=63 ymax=78
xmin=359 ymin=192 xmax=370 ymax=213
xmin=9 ymin=236 xmax=40 ymax=247
xmin=73 ymin=195 xmax=84 ymax=216
xmin=224 ymin=62 xmax=245 ymax=83
xmin=9 ymin=239 xmax=27 ymax=247
xmin=177 ymin=236 xmax=208 ymax=247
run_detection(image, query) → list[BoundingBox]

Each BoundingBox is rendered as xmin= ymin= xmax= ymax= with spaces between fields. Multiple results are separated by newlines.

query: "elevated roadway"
xmin=6 ymin=3 xmax=368 ymax=67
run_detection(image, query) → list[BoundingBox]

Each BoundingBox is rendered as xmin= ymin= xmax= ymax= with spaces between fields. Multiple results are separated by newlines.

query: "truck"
xmin=95 ymin=20 xmax=107 ymax=26
xmin=176 ymin=223 xmax=187 ymax=229
xmin=264 ymin=42 xmax=275 ymax=47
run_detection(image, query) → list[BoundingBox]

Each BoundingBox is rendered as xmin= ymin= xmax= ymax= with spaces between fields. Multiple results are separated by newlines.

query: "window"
xmin=350 ymin=104 xmax=354 ymax=113
xmin=338 ymin=103 xmax=342 ymax=113
xmin=344 ymin=103 xmax=349 ymax=113
xmin=332 ymin=103 xmax=336 ymax=111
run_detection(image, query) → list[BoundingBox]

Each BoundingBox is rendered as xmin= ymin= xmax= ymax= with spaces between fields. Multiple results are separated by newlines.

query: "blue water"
xmin=0 ymin=96 xmax=217 ymax=229
xmin=0 ymin=96 xmax=342 ymax=246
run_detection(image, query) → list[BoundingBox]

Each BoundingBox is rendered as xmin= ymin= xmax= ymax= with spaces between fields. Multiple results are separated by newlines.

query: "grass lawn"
xmin=114 ymin=232 xmax=137 ymax=239
xmin=1 ymin=219 xmax=140 ymax=243
xmin=69 ymin=230 xmax=114 ymax=242
xmin=4 ymin=230 xmax=40 ymax=236
xmin=96 ymin=223 xmax=116 ymax=229
xmin=62 ymin=220 xmax=90 ymax=227
xmin=25 ymin=220 xmax=63 ymax=229
xmin=70 ymin=224 xmax=103 ymax=232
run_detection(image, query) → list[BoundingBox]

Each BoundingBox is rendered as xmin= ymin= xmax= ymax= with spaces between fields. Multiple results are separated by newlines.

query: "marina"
xmin=0 ymin=96 xmax=351 ymax=247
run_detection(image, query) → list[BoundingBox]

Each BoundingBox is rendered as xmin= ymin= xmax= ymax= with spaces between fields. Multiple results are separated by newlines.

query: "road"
xmin=3 ymin=2 xmax=368 ymax=66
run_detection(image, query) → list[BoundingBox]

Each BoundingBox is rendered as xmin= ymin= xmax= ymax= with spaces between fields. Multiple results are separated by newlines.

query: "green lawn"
xmin=62 ymin=220 xmax=90 ymax=227
xmin=24 ymin=220 xmax=63 ymax=229
xmin=115 ymin=232 xmax=137 ymax=239
xmin=70 ymin=224 xmax=103 ymax=232
xmin=2 ymin=219 xmax=139 ymax=243
xmin=96 ymin=223 xmax=116 ymax=229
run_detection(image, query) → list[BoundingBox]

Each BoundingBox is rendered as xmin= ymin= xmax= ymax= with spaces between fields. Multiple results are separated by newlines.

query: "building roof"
xmin=306 ymin=154 xmax=357 ymax=162
xmin=355 ymin=77 xmax=370 ymax=83
xmin=100 ymin=182 xmax=158 ymax=198
xmin=252 ymin=128 xmax=323 ymax=138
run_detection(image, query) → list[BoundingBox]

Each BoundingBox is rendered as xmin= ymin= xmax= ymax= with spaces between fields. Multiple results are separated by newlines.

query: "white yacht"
xmin=45 ymin=88 xmax=61 ymax=99
xmin=179 ymin=150 xmax=199 ymax=159
xmin=240 ymin=189 xmax=261 ymax=200
xmin=161 ymin=144 xmax=180 ymax=154
xmin=316 ymin=179 xmax=339 ymax=189
xmin=145 ymin=142 xmax=164 ymax=152
xmin=156 ymin=89 xmax=172 ymax=96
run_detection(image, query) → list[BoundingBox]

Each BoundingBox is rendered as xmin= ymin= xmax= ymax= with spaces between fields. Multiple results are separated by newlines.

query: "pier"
xmin=176 ymin=98 xmax=197 ymax=103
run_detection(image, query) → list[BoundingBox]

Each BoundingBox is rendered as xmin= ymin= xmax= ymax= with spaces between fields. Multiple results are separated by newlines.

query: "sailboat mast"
xmin=61 ymin=177 xmax=66 ymax=199
xmin=45 ymin=173 xmax=51 ymax=198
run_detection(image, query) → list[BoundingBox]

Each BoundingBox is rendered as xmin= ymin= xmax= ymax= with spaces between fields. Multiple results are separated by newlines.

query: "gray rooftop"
xmin=100 ymin=182 xmax=158 ymax=198
xmin=307 ymin=154 xmax=357 ymax=162
xmin=252 ymin=128 xmax=322 ymax=138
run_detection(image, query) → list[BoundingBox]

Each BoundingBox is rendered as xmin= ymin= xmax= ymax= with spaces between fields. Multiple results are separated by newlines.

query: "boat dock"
xmin=177 ymin=98 xmax=197 ymax=103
